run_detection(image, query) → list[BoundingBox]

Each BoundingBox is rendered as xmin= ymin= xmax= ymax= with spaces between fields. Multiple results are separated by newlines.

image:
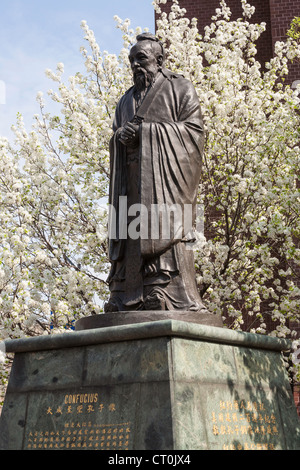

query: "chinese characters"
xmin=46 ymin=394 xmax=116 ymax=417
xmin=24 ymin=392 xmax=132 ymax=450
xmin=211 ymin=399 xmax=280 ymax=451
xmin=26 ymin=423 xmax=131 ymax=450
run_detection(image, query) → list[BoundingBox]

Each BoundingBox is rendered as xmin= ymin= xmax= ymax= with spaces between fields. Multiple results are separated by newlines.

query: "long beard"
xmin=134 ymin=68 xmax=156 ymax=91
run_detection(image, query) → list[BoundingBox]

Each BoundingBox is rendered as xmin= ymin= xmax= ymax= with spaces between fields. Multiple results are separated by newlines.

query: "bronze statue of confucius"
xmin=105 ymin=33 xmax=208 ymax=315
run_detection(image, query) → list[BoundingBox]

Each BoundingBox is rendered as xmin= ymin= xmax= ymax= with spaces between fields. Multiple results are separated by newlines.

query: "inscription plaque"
xmin=22 ymin=389 xmax=133 ymax=451
xmin=26 ymin=423 xmax=131 ymax=450
xmin=211 ymin=399 xmax=279 ymax=450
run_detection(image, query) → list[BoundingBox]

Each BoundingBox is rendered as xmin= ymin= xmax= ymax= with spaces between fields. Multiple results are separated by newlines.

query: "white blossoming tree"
xmin=1 ymin=0 xmax=300 ymax=404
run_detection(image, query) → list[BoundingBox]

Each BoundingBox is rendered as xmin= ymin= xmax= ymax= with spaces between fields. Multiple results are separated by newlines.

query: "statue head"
xmin=129 ymin=33 xmax=165 ymax=91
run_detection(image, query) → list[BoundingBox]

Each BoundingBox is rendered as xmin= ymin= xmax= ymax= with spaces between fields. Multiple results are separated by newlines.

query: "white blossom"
xmin=0 ymin=342 xmax=5 ymax=364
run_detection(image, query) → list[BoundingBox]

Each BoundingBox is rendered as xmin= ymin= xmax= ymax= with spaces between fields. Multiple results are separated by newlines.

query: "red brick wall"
xmin=155 ymin=0 xmax=300 ymax=83
xmin=293 ymin=385 xmax=300 ymax=417
xmin=269 ymin=0 xmax=300 ymax=84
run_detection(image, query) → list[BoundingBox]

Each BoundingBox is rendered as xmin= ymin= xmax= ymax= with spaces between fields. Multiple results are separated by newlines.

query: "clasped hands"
xmin=118 ymin=122 xmax=139 ymax=147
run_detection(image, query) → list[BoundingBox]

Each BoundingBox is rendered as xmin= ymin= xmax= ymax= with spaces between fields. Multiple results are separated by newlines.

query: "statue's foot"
xmin=104 ymin=299 xmax=120 ymax=313
xmin=144 ymin=292 xmax=166 ymax=311
xmin=196 ymin=305 xmax=213 ymax=315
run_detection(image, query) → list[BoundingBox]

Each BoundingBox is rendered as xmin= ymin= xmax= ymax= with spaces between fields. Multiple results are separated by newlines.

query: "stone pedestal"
xmin=0 ymin=319 xmax=299 ymax=450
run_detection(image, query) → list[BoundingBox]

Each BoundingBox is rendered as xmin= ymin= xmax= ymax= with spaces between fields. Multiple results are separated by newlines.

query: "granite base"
xmin=0 ymin=320 xmax=299 ymax=450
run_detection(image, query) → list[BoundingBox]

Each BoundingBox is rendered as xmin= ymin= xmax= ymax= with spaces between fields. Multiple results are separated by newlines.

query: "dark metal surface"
xmin=105 ymin=33 xmax=209 ymax=316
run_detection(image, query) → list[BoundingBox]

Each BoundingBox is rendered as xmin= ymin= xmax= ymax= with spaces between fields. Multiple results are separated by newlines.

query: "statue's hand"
xmin=119 ymin=122 xmax=139 ymax=147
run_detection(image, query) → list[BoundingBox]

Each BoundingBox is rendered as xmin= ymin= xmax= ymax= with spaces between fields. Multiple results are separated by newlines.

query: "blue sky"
xmin=0 ymin=0 xmax=155 ymax=139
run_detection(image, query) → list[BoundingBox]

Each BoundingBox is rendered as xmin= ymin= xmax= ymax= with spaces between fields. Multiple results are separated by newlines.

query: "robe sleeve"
xmin=140 ymin=78 xmax=204 ymax=258
xmin=108 ymin=102 xmax=128 ymax=262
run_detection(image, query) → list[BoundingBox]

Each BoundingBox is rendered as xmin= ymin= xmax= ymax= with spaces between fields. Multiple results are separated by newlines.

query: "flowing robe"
xmin=106 ymin=69 xmax=205 ymax=311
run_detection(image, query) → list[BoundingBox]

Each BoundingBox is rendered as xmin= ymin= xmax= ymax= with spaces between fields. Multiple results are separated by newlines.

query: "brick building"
xmin=155 ymin=0 xmax=300 ymax=85
xmin=155 ymin=0 xmax=300 ymax=417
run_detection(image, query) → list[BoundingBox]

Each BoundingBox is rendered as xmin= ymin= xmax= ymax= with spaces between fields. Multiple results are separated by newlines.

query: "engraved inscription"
xmin=45 ymin=393 xmax=117 ymax=416
xmin=26 ymin=423 xmax=131 ymax=450
xmin=24 ymin=392 xmax=132 ymax=450
xmin=211 ymin=399 xmax=280 ymax=450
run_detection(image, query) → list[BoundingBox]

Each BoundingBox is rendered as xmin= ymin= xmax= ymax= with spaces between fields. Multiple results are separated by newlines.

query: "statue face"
xmin=129 ymin=41 xmax=161 ymax=89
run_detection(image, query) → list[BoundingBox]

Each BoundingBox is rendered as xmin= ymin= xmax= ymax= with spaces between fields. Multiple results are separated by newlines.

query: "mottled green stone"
xmin=0 ymin=320 xmax=299 ymax=450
